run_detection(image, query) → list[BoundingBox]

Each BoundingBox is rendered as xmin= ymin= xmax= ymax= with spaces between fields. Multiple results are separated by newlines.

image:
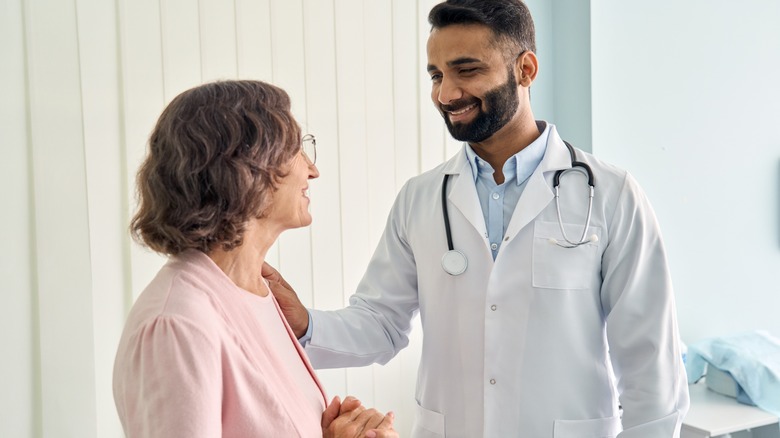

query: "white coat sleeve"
xmin=304 ymin=182 xmax=419 ymax=369
xmin=600 ymin=173 xmax=690 ymax=437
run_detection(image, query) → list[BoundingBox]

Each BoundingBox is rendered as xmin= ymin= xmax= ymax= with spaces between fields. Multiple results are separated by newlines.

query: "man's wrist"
xmin=297 ymin=311 xmax=313 ymax=345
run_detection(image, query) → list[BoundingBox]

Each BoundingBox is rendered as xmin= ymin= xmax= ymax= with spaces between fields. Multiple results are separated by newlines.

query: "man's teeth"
xmin=450 ymin=104 xmax=475 ymax=115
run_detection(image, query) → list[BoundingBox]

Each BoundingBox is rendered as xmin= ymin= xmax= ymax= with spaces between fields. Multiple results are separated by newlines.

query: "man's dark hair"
xmin=428 ymin=0 xmax=536 ymax=58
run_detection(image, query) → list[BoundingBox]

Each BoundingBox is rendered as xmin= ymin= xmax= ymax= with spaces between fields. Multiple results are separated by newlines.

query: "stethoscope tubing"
xmin=442 ymin=173 xmax=455 ymax=251
xmin=440 ymin=141 xmax=596 ymax=275
xmin=552 ymin=141 xmax=595 ymax=248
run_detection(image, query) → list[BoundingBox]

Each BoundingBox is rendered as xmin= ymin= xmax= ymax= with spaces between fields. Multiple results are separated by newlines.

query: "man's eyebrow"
xmin=448 ymin=57 xmax=482 ymax=67
xmin=427 ymin=57 xmax=483 ymax=72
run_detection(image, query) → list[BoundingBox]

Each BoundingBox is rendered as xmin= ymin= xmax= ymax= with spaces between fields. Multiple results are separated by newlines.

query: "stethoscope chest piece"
xmin=441 ymin=249 xmax=468 ymax=276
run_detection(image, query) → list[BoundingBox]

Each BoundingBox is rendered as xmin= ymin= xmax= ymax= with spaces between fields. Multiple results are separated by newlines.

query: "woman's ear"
xmin=516 ymin=51 xmax=539 ymax=87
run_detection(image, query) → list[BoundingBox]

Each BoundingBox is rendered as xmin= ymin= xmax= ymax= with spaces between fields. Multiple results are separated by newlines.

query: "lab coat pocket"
xmin=533 ymin=221 xmax=600 ymax=290
xmin=553 ymin=415 xmax=621 ymax=437
xmin=410 ymin=402 xmax=445 ymax=437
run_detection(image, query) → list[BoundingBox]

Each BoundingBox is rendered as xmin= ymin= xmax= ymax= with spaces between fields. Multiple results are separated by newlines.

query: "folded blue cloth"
xmin=686 ymin=330 xmax=780 ymax=416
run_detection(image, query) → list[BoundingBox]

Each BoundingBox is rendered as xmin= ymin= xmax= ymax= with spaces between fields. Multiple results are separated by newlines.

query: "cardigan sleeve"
xmin=113 ymin=315 xmax=222 ymax=438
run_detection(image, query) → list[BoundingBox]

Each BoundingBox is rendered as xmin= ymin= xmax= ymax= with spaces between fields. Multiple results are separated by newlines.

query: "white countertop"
xmin=682 ymin=381 xmax=779 ymax=436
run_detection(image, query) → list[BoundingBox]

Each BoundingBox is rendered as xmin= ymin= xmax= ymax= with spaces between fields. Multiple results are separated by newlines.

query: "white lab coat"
xmin=306 ymin=125 xmax=689 ymax=437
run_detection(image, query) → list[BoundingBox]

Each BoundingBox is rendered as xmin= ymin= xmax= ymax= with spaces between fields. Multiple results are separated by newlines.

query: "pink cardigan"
xmin=113 ymin=250 xmax=327 ymax=437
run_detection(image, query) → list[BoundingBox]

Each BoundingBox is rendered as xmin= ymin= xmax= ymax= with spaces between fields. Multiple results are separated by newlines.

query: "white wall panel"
xmin=199 ymin=0 xmax=238 ymax=81
xmin=392 ymin=0 xmax=421 ymax=188
xmin=302 ymin=0 xmax=344 ymax=312
xmin=235 ymin=0 xmax=273 ymax=81
xmin=388 ymin=4 xmax=425 ymax=435
xmin=363 ymin=0 xmax=405 ymax=423
xmin=301 ymin=0 xmax=348 ymax=400
xmin=75 ymin=0 xmax=127 ymax=435
xmin=0 ymin=0 xmax=36 ymax=436
xmin=333 ymin=0 xmax=375 ymax=408
xmin=118 ymin=0 xmax=167 ymax=300
xmin=24 ymin=0 xmax=97 ymax=434
xmin=364 ymin=0 xmax=397 ymax=245
xmin=160 ymin=0 xmax=202 ymax=100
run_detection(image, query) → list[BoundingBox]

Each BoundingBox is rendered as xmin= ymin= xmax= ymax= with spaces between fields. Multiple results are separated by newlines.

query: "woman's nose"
xmin=308 ymin=163 xmax=320 ymax=179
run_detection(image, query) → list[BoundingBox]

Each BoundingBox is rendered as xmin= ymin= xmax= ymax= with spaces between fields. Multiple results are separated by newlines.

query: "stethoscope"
xmin=441 ymin=141 xmax=597 ymax=276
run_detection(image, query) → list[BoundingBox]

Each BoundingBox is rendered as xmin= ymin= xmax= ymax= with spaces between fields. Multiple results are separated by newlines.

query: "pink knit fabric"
xmin=113 ymin=250 xmax=327 ymax=437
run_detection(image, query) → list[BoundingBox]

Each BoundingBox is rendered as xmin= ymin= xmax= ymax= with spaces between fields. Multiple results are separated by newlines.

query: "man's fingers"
xmin=260 ymin=262 xmax=279 ymax=280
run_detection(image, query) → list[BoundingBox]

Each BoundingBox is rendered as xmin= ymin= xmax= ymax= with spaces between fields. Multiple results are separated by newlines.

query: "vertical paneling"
xmin=160 ymin=0 xmax=201 ymax=99
xmin=392 ymin=0 xmax=421 ymax=189
xmin=333 ymin=0 xmax=369 ymax=302
xmin=363 ymin=0 xmax=404 ymax=420
xmin=417 ymin=0 xmax=447 ymax=172
xmin=10 ymin=1 xmax=437 ymax=436
xmin=74 ymin=0 xmax=127 ymax=435
xmin=24 ymin=0 xmax=97 ymax=435
xmin=118 ymin=0 xmax=167 ymax=300
xmin=199 ymin=0 xmax=238 ymax=80
xmin=333 ymin=0 xmax=375 ymax=407
xmin=301 ymin=0 xmax=347 ymax=400
xmin=235 ymin=0 xmax=273 ymax=81
xmin=389 ymin=5 xmax=424 ymax=434
xmin=364 ymin=0 xmax=397 ymax=246
xmin=0 ymin=0 xmax=36 ymax=436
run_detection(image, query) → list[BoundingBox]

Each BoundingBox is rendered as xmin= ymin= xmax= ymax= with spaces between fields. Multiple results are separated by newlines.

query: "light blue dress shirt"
xmin=463 ymin=122 xmax=550 ymax=260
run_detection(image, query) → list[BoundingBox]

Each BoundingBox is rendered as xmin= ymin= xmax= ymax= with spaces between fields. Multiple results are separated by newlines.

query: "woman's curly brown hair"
xmin=130 ymin=80 xmax=301 ymax=256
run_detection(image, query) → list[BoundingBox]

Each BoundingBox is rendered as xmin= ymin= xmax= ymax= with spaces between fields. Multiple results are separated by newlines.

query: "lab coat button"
xmin=489 ymin=379 xmax=496 ymax=385
xmin=490 ymin=305 xmax=497 ymax=311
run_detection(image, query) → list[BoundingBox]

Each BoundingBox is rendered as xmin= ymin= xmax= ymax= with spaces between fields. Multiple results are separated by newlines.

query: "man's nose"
xmin=436 ymin=77 xmax=463 ymax=105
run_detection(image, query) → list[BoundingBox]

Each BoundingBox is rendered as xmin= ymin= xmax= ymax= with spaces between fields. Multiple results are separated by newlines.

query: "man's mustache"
xmin=441 ymin=98 xmax=480 ymax=113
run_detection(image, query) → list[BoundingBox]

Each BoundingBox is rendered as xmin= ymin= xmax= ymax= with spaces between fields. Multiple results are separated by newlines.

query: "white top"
xmin=248 ymin=287 xmax=324 ymax=417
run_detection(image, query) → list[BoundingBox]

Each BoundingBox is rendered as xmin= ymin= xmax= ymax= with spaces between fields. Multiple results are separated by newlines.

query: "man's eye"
xmin=430 ymin=73 xmax=442 ymax=82
xmin=459 ymin=68 xmax=477 ymax=75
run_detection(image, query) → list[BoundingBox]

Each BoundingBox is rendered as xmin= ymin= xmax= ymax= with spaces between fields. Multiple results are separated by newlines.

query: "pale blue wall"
xmin=590 ymin=0 xmax=780 ymax=343
xmin=527 ymin=0 xmax=593 ymax=152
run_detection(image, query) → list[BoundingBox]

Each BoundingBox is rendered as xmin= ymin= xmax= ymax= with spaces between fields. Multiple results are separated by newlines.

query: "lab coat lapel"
xmin=442 ymin=148 xmax=489 ymax=242
xmin=504 ymin=126 xmax=571 ymax=239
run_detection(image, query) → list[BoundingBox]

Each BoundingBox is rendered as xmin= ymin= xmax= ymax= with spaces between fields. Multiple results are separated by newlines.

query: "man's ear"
xmin=516 ymin=51 xmax=538 ymax=87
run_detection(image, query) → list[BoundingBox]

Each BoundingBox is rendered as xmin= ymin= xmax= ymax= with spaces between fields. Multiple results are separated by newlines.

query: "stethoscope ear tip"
xmin=589 ymin=234 xmax=599 ymax=243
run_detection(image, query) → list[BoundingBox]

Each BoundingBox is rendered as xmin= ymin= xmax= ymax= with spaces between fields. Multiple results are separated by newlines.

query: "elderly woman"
xmin=113 ymin=80 xmax=396 ymax=438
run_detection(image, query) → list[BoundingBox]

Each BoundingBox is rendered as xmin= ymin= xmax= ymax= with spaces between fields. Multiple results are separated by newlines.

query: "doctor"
xmin=264 ymin=0 xmax=689 ymax=436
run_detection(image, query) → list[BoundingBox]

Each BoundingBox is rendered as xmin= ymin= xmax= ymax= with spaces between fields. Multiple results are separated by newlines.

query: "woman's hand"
xmin=321 ymin=396 xmax=397 ymax=438
xmin=261 ymin=262 xmax=310 ymax=338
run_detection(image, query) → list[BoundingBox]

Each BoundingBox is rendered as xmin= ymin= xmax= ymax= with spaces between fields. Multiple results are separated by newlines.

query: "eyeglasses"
xmin=301 ymin=134 xmax=317 ymax=164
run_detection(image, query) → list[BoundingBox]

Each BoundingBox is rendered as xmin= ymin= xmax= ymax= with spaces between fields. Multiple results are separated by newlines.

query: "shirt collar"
xmin=464 ymin=121 xmax=551 ymax=185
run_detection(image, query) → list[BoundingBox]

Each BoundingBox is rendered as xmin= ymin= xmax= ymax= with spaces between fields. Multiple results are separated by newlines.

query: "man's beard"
xmin=441 ymin=69 xmax=519 ymax=143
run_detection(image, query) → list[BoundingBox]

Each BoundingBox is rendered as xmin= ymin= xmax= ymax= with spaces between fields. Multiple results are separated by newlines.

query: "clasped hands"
xmin=322 ymin=395 xmax=397 ymax=438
